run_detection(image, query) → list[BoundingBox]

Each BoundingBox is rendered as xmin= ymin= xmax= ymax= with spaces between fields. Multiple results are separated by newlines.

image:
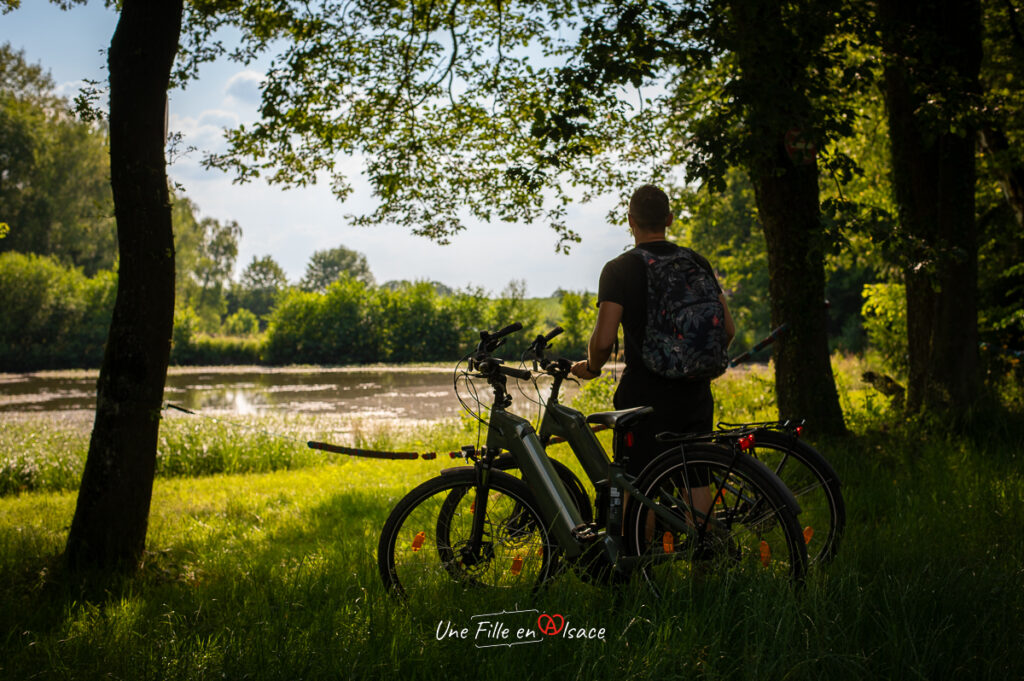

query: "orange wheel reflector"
xmin=803 ymin=526 xmax=814 ymax=545
xmin=537 ymin=547 xmax=544 ymax=558
xmin=759 ymin=540 xmax=771 ymax=567
xmin=411 ymin=531 xmax=426 ymax=552
xmin=715 ymin=491 xmax=726 ymax=505
xmin=510 ymin=555 xmax=524 ymax=576
xmin=662 ymin=531 xmax=675 ymax=554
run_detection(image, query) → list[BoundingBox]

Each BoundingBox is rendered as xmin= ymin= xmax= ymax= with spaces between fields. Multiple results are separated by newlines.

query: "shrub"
xmin=570 ymin=374 xmax=616 ymax=414
xmin=264 ymin=278 xmax=385 ymax=364
xmin=0 ymin=252 xmax=114 ymax=370
xmin=557 ymin=290 xmax=597 ymax=358
xmin=861 ymin=282 xmax=908 ymax=374
xmin=223 ymin=308 xmax=260 ymax=336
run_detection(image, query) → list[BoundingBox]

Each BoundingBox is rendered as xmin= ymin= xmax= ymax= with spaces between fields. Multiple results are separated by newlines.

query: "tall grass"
xmin=1 ymin=358 xmax=1023 ymax=679
xmin=0 ymin=411 xmax=472 ymax=496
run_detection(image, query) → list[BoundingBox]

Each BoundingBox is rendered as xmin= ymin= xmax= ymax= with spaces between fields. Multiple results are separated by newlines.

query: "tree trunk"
xmin=727 ymin=0 xmax=847 ymax=435
xmin=751 ymin=156 xmax=846 ymax=435
xmin=879 ymin=0 xmax=982 ymax=415
xmin=64 ymin=0 xmax=183 ymax=571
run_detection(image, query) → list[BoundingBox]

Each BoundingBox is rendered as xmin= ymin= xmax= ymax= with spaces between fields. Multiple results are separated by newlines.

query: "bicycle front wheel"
xmin=624 ymin=444 xmax=808 ymax=591
xmin=378 ymin=469 xmax=557 ymax=599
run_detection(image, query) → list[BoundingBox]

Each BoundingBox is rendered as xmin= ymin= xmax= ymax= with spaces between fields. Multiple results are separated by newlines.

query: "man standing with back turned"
xmin=570 ymin=184 xmax=736 ymax=478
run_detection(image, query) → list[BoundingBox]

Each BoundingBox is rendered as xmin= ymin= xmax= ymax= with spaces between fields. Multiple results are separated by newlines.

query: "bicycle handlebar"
xmin=542 ymin=326 xmax=564 ymax=343
xmin=729 ymin=323 xmax=788 ymax=367
xmin=500 ymin=365 xmax=533 ymax=381
xmin=523 ymin=326 xmax=575 ymax=380
xmin=473 ymin=356 xmax=532 ymax=381
xmin=525 ymin=325 xmax=564 ymax=358
xmin=483 ymin=322 xmax=523 ymax=343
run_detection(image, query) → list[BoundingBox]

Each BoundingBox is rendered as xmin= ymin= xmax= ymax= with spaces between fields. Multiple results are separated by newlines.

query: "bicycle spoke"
xmin=625 ymin=445 xmax=808 ymax=590
xmin=379 ymin=471 xmax=555 ymax=599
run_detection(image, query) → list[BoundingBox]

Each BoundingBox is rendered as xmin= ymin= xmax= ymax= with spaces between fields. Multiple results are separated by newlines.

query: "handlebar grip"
xmin=543 ymin=326 xmax=564 ymax=343
xmin=728 ymin=323 xmax=789 ymax=367
xmin=728 ymin=351 xmax=751 ymax=368
xmin=752 ymin=323 xmax=787 ymax=352
xmin=488 ymin=322 xmax=523 ymax=341
xmin=500 ymin=365 xmax=533 ymax=380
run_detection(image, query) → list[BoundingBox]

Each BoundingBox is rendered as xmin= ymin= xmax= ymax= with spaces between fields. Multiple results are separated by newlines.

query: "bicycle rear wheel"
xmin=378 ymin=469 xmax=556 ymax=599
xmin=748 ymin=429 xmax=845 ymax=564
xmin=624 ymin=444 xmax=808 ymax=592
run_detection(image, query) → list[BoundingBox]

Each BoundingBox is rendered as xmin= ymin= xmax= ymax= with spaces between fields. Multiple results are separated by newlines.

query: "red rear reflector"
xmin=795 ymin=425 xmax=804 ymax=438
xmin=625 ymin=431 xmax=635 ymax=447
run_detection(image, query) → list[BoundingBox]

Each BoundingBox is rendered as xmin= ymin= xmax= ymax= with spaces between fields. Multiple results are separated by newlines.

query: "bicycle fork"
xmin=463 ymin=449 xmax=496 ymax=567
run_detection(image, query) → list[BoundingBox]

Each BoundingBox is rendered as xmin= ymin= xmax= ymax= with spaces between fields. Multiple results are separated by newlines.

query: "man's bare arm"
xmin=571 ymin=301 xmax=623 ymax=379
xmin=721 ymin=293 xmax=736 ymax=348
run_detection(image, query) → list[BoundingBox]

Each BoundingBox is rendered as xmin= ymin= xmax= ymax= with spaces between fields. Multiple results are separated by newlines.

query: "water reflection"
xmin=0 ymin=367 xmax=580 ymax=421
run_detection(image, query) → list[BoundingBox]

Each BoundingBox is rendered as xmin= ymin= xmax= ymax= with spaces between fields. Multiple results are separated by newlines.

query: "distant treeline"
xmin=0 ymin=252 xmax=597 ymax=370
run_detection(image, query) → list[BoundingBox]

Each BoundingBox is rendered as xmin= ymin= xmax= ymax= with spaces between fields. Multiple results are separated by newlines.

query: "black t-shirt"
xmin=597 ymin=240 xmax=720 ymax=445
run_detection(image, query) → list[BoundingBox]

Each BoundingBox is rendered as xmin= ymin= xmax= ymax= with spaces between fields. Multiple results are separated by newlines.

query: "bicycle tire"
xmin=491 ymin=453 xmax=594 ymax=523
xmin=378 ymin=469 xmax=557 ymax=598
xmin=624 ymin=443 xmax=808 ymax=591
xmin=748 ymin=429 xmax=845 ymax=564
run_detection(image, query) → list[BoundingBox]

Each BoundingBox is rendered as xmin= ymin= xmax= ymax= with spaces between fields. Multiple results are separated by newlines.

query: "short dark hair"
xmin=628 ymin=184 xmax=671 ymax=232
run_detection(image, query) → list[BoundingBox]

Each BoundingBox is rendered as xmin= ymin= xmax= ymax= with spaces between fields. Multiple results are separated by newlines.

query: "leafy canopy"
xmin=178 ymin=0 xmax=685 ymax=251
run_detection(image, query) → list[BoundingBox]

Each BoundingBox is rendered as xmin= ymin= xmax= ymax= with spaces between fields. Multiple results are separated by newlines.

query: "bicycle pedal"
xmin=570 ymin=522 xmax=600 ymax=543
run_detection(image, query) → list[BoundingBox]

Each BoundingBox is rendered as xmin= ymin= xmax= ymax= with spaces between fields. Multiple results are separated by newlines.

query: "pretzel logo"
xmin=537 ymin=613 xmax=565 ymax=636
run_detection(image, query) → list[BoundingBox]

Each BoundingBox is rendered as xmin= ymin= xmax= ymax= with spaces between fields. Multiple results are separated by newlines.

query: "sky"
xmin=1 ymin=1 xmax=636 ymax=297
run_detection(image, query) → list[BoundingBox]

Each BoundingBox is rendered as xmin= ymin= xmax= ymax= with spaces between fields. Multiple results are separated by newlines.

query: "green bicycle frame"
xmin=485 ymin=406 xmax=588 ymax=558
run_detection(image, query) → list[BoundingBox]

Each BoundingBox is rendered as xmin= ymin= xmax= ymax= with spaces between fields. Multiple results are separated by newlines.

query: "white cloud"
xmin=54 ymin=79 xmax=92 ymax=100
xmin=224 ymin=70 xmax=263 ymax=106
xmin=168 ymin=109 xmax=238 ymax=158
xmin=198 ymin=109 xmax=240 ymax=128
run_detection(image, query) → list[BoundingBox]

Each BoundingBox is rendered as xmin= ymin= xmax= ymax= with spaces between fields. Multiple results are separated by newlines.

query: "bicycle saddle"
xmin=585 ymin=406 xmax=654 ymax=430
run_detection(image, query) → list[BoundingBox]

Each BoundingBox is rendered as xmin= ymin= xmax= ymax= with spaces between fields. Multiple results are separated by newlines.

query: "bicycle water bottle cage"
xmin=586 ymin=406 xmax=654 ymax=431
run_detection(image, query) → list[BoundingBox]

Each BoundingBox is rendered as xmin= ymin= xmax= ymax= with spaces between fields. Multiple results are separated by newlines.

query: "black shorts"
xmin=612 ymin=372 xmax=714 ymax=478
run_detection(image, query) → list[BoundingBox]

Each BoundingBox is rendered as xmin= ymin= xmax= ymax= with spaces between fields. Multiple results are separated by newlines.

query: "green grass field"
xmin=1 ymin=361 xmax=1023 ymax=680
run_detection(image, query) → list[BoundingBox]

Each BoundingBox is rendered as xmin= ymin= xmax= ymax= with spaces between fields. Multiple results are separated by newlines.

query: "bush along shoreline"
xmin=2 ymin=252 xmax=596 ymax=371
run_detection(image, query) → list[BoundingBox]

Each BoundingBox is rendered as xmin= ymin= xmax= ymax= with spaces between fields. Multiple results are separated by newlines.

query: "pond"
xmin=0 ymin=365 xmax=582 ymax=422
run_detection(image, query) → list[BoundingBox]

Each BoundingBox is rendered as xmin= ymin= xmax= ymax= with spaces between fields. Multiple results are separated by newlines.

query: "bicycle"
xmin=716 ymin=419 xmax=844 ymax=565
xmin=501 ymin=325 xmax=844 ymax=566
xmin=377 ymin=323 xmax=808 ymax=598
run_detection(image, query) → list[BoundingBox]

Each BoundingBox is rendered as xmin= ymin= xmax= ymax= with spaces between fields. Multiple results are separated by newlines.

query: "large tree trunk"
xmin=879 ymin=0 xmax=982 ymax=415
xmin=751 ymin=156 xmax=846 ymax=435
xmin=727 ymin=0 xmax=847 ymax=435
xmin=64 ymin=0 xmax=184 ymax=571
